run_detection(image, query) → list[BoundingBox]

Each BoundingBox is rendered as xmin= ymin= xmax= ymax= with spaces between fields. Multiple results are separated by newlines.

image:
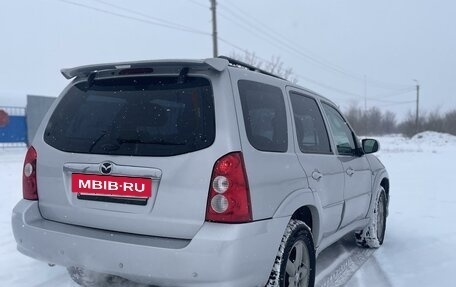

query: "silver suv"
xmin=12 ymin=57 xmax=389 ymax=287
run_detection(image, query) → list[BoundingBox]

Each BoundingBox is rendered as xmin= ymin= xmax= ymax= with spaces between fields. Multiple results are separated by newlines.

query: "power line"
xmin=219 ymin=3 xmax=358 ymax=77
xmin=56 ymin=0 xmax=414 ymax=106
xmin=376 ymin=88 xmax=415 ymax=99
xmin=217 ymin=8 xmax=360 ymax=81
xmin=188 ymin=0 xmax=209 ymax=10
xmin=366 ymin=98 xmax=414 ymax=104
xmin=377 ymin=100 xmax=416 ymax=107
xmin=218 ymin=2 xmax=413 ymax=90
xmin=92 ymin=0 xmax=208 ymax=34
xmin=295 ymin=75 xmax=362 ymax=98
xmin=219 ymin=38 xmax=365 ymax=99
xmin=220 ymin=37 xmax=417 ymax=108
xmin=336 ymin=96 xmax=416 ymax=107
xmin=56 ymin=0 xmax=210 ymax=36
xmin=222 ymin=2 xmax=412 ymax=90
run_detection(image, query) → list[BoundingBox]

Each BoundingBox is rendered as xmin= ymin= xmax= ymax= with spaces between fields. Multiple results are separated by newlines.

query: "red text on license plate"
xmin=72 ymin=174 xmax=152 ymax=198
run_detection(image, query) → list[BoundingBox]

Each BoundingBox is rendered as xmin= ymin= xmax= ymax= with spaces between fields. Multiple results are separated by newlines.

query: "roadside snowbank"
xmin=0 ymin=148 xmax=71 ymax=286
xmin=377 ymin=131 xmax=456 ymax=153
xmin=347 ymin=132 xmax=456 ymax=287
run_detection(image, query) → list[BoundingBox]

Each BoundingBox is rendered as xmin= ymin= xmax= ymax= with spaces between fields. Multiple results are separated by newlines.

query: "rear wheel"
xmin=355 ymin=188 xmax=387 ymax=248
xmin=67 ymin=267 xmax=134 ymax=287
xmin=68 ymin=267 xmax=105 ymax=287
xmin=267 ymin=219 xmax=316 ymax=287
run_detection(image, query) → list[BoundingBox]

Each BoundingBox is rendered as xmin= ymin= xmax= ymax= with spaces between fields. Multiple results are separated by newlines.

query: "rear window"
xmin=44 ymin=76 xmax=215 ymax=156
xmin=238 ymin=80 xmax=288 ymax=152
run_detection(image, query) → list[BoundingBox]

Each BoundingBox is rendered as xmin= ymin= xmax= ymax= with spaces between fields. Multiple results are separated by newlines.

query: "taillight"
xmin=23 ymin=146 xmax=38 ymax=200
xmin=206 ymin=152 xmax=252 ymax=223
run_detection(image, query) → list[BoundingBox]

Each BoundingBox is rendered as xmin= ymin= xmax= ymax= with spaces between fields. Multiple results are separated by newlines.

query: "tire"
xmin=267 ymin=219 xmax=316 ymax=287
xmin=68 ymin=267 xmax=104 ymax=287
xmin=67 ymin=267 xmax=132 ymax=287
xmin=355 ymin=188 xmax=387 ymax=248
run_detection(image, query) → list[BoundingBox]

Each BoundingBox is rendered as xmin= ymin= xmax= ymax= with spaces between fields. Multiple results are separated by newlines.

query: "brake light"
xmin=206 ymin=152 xmax=252 ymax=223
xmin=23 ymin=146 xmax=38 ymax=200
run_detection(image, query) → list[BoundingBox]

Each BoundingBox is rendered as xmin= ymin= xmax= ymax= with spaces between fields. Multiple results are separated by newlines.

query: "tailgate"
xmin=35 ymin=73 xmax=231 ymax=239
xmin=37 ymin=149 xmax=216 ymax=239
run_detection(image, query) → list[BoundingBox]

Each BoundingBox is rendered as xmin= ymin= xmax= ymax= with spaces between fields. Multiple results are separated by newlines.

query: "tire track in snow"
xmin=316 ymin=246 xmax=376 ymax=287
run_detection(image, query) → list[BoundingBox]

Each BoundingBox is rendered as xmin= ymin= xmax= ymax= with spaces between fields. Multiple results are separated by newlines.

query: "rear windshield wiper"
xmin=89 ymin=131 xmax=109 ymax=152
xmin=116 ymin=138 xmax=186 ymax=146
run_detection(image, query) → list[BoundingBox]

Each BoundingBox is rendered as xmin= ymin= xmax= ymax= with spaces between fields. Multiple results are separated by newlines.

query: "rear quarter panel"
xmin=227 ymin=68 xmax=310 ymax=220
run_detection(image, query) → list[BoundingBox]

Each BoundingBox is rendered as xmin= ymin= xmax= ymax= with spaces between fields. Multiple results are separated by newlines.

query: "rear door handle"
xmin=346 ymin=167 xmax=355 ymax=176
xmin=312 ymin=170 xmax=323 ymax=181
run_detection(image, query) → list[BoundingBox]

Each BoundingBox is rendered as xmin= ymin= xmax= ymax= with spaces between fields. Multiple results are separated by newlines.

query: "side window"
xmin=238 ymin=80 xmax=288 ymax=152
xmin=322 ymin=103 xmax=356 ymax=155
xmin=289 ymin=92 xmax=331 ymax=154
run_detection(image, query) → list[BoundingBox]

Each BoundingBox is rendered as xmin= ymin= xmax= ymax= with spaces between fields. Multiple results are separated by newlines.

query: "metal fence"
xmin=26 ymin=95 xmax=56 ymax=145
xmin=0 ymin=106 xmax=27 ymax=147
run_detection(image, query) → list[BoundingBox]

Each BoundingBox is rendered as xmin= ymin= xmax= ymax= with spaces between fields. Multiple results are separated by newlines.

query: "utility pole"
xmin=364 ymin=75 xmax=367 ymax=112
xmin=414 ymin=79 xmax=420 ymax=132
xmin=210 ymin=0 xmax=218 ymax=57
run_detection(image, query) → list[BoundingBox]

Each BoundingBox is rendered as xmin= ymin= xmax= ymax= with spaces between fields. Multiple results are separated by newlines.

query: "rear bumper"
xmin=12 ymin=200 xmax=289 ymax=287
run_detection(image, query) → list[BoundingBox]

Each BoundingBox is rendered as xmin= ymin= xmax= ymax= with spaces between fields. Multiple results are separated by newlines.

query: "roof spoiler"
xmin=60 ymin=58 xmax=229 ymax=80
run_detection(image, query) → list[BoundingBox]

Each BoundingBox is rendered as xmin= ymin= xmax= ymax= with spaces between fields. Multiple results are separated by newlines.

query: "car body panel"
xmin=338 ymin=155 xmax=372 ymax=228
xmin=227 ymin=68 xmax=308 ymax=221
xmin=13 ymin=200 xmax=289 ymax=287
xmin=284 ymin=87 xmax=345 ymax=239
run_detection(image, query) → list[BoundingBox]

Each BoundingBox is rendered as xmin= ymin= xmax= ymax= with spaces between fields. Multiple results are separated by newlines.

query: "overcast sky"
xmin=1 ymin=0 xmax=455 ymax=119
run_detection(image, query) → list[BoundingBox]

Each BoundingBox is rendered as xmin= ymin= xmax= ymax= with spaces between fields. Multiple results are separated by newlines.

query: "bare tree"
xmin=382 ymin=111 xmax=397 ymax=134
xmin=365 ymin=107 xmax=383 ymax=135
xmin=230 ymin=50 xmax=297 ymax=83
xmin=425 ymin=109 xmax=445 ymax=133
xmin=444 ymin=110 xmax=456 ymax=135
xmin=397 ymin=110 xmax=426 ymax=137
xmin=345 ymin=105 xmax=364 ymax=134
xmin=345 ymin=105 xmax=397 ymax=136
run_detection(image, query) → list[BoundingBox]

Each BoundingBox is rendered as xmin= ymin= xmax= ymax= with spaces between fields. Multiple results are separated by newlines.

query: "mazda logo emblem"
xmin=100 ymin=162 xmax=113 ymax=175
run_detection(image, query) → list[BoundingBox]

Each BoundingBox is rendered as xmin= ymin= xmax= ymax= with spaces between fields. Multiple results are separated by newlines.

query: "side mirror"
xmin=362 ymin=139 xmax=380 ymax=154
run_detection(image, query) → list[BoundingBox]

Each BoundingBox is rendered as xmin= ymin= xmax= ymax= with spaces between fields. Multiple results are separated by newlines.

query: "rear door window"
xmin=289 ymin=92 xmax=332 ymax=154
xmin=44 ymin=76 xmax=215 ymax=156
xmin=238 ymin=80 xmax=288 ymax=152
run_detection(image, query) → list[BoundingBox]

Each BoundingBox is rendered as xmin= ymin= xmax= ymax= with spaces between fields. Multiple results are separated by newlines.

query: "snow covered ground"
xmin=1 ymin=132 xmax=455 ymax=286
xmin=346 ymin=132 xmax=456 ymax=287
xmin=0 ymin=148 xmax=70 ymax=286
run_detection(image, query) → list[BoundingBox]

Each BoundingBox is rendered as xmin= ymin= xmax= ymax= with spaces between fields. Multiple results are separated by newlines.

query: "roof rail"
xmin=218 ymin=56 xmax=286 ymax=81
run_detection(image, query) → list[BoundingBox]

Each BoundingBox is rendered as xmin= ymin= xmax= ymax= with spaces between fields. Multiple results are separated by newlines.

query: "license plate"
xmin=72 ymin=173 xmax=152 ymax=198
